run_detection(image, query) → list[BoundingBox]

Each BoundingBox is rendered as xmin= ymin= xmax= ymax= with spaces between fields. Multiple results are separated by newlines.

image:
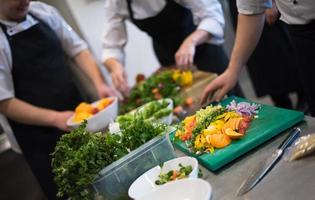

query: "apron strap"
xmin=0 ymin=22 xmax=10 ymax=38
xmin=126 ymin=0 xmax=135 ymax=21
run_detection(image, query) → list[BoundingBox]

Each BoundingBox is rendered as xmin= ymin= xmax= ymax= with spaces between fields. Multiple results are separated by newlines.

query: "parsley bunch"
xmin=51 ymin=121 xmax=128 ymax=200
xmin=121 ymin=115 xmax=167 ymax=151
xmin=52 ymin=117 xmax=168 ymax=199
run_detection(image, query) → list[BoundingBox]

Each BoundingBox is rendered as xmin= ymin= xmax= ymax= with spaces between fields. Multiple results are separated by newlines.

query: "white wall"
xmin=65 ymin=0 xmax=160 ymax=86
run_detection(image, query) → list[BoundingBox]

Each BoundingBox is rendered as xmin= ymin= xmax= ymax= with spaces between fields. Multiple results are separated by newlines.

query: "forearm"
xmin=184 ymin=29 xmax=211 ymax=46
xmin=74 ymin=49 xmax=106 ymax=88
xmin=0 ymin=98 xmax=58 ymax=127
xmin=228 ymin=13 xmax=265 ymax=74
xmin=104 ymin=57 xmax=124 ymax=73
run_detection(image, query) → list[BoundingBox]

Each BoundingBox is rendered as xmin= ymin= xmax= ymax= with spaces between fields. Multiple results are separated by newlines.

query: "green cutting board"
xmin=170 ymin=96 xmax=304 ymax=171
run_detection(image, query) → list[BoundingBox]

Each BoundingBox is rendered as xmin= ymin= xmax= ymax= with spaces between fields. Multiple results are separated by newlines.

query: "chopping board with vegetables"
xmin=119 ymin=70 xmax=216 ymax=114
xmin=170 ymin=96 xmax=304 ymax=171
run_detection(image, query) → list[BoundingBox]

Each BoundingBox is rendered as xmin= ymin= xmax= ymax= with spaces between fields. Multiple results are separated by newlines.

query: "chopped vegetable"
xmin=175 ymin=101 xmax=260 ymax=154
xmin=155 ymin=164 xmax=193 ymax=185
xmin=120 ymin=70 xmax=191 ymax=114
xmin=227 ymin=100 xmax=260 ymax=116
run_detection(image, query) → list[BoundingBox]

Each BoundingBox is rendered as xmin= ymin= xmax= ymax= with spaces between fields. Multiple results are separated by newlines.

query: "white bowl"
xmin=66 ymin=97 xmax=118 ymax=132
xmin=138 ymin=178 xmax=212 ymax=200
xmin=128 ymin=156 xmax=198 ymax=199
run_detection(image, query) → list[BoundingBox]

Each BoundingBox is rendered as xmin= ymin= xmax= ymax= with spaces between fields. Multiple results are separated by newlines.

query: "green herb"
xmin=52 ymin=118 xmax=168 ymax=199
xmin=121 ymin=115 xmax=167 ymax=151
xmin=51 ymin=121 xmax=127 ymax=200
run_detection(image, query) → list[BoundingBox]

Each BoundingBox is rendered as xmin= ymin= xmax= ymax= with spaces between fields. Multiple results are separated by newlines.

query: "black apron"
xmin=0 ymin=14 xmax=83 ymax=199
xmin=228 ymin=1 xmax=300 ymax=98
xmin=287 ymin=21 xmax=315 ymax=115
xmin=126 ymin=0 xmax=228 ymax=74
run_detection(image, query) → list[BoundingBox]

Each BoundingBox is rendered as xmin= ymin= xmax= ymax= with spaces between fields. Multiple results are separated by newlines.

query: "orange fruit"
xmin=224 ymin=128 xmax=244 ymax=139
xmin=75 ymin=102 xmax=94 ymax=114
xmin=72 ymin=112 xmax=93 ymax=123
xmin=206 ymin=133 xmax=231 ymax=148
xmin=97 ymin=98 xmax=113 ymax=110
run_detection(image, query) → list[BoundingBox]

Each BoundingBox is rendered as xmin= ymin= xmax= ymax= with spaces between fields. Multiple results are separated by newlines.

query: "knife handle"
xmin=278 ymin=128 xmax=301 ymax=150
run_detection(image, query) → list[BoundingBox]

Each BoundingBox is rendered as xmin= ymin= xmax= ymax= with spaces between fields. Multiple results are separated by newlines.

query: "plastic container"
xmin=91 ymin=127 xmax=176 ymax=200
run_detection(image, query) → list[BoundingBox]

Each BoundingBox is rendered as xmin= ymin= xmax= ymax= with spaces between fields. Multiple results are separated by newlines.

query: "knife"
xmin=237 ymin=127 xmax=301 ymax=196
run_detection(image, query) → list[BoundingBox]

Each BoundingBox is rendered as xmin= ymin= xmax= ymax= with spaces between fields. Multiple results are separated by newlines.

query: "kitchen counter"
xmin=176 ymin=116 xmax=315 ymax=200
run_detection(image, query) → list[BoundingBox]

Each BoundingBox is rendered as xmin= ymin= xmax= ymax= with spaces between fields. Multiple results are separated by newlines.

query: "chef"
xmin=202 ymin=0 xmax=315 ymax=116
xmin=0 ymin=0 xmax=115 ymax=199
xmin=102 ymin=0 xmax=242 ymax=96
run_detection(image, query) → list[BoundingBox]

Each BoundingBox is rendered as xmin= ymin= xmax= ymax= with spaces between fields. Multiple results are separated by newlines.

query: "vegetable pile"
xmin=175 ymin=100 xmax=260 ymax=154
xmin=52 ymin=115 xmax=168 ymax=199
xmin=155 ymin=164 xmax=193 ymax=185
xmin=120 ymin=70 xmax=193 ymax=114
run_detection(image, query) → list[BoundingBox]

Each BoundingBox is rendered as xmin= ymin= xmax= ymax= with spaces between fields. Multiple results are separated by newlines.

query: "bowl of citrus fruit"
xmin=67 ymin=97 xmax=118 ymax=132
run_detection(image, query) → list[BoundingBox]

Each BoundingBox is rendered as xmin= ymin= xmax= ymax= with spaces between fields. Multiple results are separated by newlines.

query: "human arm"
xmin=73 ymin=49 xmax=116 ymax=98
xmin=175 ymin=0 xmax=225 ymax=68
xmin=265 ymin=0 xmax=279 ymax=25
xmin=104 ymin=58 xmax=129 ymax=96
xmin=102 ymin=0 xmax=129 ymax=95
xmin=201 ymin=13 xmax=266 ymax=103
xmin=175 ymin=29 xmax=210 ymax=68
xmin=0 ymin=98 xmax=73 ymax=131
xmin=1 ymin=33 xmax=70 ymax=131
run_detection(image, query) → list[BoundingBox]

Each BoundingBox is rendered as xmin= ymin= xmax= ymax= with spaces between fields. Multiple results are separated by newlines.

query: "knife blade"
xmin=237 ymin=127 xmax=301 ymax=196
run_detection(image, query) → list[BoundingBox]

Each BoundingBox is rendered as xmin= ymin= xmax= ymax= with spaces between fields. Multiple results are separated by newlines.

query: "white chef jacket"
xmin=237 ymin=0 xmax=315 ymax=25
xmin=101 ymin=0 xmax=225 ymax=64
xmin=0 ymin=2 xmax=87 ymax=101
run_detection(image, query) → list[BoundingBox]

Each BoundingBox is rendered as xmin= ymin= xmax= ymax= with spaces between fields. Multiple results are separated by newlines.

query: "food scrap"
xmin=155 ymin=163 xmax=193 ymax=185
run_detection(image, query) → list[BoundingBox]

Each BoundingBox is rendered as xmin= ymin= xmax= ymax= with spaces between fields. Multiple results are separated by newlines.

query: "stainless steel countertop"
xmin=176 ymin=116 xmax=315 ymax=200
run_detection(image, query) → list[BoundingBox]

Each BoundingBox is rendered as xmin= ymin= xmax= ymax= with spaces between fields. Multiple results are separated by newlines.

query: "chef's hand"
xmin=53 ymin=111 xmax=74 ymax=131
xmin=201 ymin=69 xmax=238 ymax=104
xmin=265 ymin=0 xmax=279 ymax=25
xmin=175 ymin=38 xmax=196 ymax=70
xmin=109 ymin=65 xmax=129 ymax=97
xmin=95 ymin=83 xmax=118 ymax=98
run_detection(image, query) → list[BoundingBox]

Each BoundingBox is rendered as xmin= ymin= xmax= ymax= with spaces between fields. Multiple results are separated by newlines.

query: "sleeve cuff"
xmin=67 ymin=41 xmax=88 ymax=58
xmin=237 ymin=0 xmax=272 ymax=15
xmin=0 ymin=91 xmax=14 ymax=102
xmin=101 ymin=48 xmax=125 ymax=65
xmin=197 ymin=19 xmax=224 ymax=45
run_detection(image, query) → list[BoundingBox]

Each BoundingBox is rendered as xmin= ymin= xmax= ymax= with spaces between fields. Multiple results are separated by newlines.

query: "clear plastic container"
xmin=91 ymin=127 xmax=176 ymax=200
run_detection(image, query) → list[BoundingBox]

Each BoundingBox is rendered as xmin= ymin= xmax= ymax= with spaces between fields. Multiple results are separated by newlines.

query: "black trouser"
xmin=287 ymin=21 xmax=315 ymax=116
